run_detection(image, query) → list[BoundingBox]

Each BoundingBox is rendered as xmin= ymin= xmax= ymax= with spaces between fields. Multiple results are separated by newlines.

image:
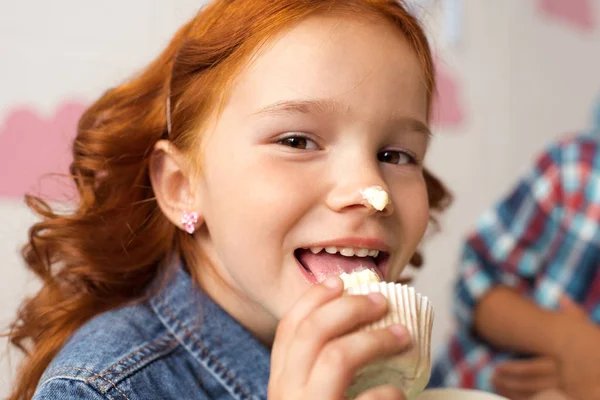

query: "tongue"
xmin=297 ymin=250 xmax=377 ymax=281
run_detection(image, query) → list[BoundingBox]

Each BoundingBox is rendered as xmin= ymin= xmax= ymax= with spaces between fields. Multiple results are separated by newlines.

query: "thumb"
xmin=559 ymin=294 xmax=586 ymax=317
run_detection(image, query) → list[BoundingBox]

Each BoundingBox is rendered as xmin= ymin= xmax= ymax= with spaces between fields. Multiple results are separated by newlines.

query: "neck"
xmin=192 ymin=237 xmax=278 ymax=347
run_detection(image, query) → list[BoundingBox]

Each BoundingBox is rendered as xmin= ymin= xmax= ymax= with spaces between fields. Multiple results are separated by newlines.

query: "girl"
xmin=7 ymin=0 xmax=451 ymax=399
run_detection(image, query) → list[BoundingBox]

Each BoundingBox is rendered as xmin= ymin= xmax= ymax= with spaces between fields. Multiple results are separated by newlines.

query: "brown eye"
xmin=281 ymin=137 xmax=308 ymax=149
xmin=278 ymin=135 xmax=319 ymax=150
xmin=377 ymin=150 xmax=415 ymax=165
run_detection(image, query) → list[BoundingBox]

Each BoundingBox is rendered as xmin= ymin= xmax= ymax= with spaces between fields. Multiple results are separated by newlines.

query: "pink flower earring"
xmin=181 ymin=211 xmax=199 ymax=234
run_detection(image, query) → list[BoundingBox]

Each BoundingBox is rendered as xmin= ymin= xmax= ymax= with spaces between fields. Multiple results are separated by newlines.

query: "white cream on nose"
xmin=359 ymin=185 xmax=389 ymax=211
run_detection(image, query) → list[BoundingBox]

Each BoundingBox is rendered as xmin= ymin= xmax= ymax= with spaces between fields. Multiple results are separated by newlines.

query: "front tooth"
xmin=355 ymin=248 xmax=369 ymax=257
xmin=325 ymin=246 xmax=338 ymax=254
xmin=368 ymin=250 xmax=380 ymax=257
xmin=310 ymin=247 xmax=323 ymax=254
xmin=340 ymin=247 xmax=355 ymax=257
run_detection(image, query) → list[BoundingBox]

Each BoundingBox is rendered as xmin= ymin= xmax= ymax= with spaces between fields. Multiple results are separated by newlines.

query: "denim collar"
xmin=149 ymin=263 xmax=271 ymax=400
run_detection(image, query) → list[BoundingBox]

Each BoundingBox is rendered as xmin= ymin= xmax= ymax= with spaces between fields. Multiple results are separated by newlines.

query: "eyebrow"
xmin=252 ymin=98 xmax=432 ymax=138
xmin=253 ymin=99 xmax=348 ymax=116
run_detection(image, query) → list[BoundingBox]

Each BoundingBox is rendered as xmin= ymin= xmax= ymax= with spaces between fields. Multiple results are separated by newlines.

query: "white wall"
xmin=0 ymin=0 xmax=599 ymax=396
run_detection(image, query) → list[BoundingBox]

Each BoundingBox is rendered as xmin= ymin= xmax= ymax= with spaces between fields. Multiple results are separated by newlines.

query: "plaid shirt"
xmin=429 ymin=131 xmax=600 ymax=391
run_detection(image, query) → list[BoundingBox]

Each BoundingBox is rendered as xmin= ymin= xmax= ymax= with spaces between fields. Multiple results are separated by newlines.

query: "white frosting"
xmin=339 ymin=269 xmax=381 ymax=289
xmin=360 ymin=186 xmax=389 ymax=211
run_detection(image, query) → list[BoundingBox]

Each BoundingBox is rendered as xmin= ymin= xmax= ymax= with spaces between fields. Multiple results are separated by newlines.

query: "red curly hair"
xmin=6 ymin=1 xmax=451 ymax=399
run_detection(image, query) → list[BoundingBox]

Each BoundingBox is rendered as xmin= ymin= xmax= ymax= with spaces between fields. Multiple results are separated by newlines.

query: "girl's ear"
xmin=150 ymin=140 xmax=204 ymax=231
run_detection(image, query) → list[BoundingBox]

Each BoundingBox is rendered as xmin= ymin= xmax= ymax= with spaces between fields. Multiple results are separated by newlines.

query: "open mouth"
xmin=294 ymin=246 xmax=390 ymax=282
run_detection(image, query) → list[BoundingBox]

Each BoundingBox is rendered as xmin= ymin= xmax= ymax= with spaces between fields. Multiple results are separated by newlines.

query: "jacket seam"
xmin=39 ymin=368 xmax=130 ymax=400
xmin=100 ymin=331 xmax=172 ymax=374
xmin=98 ymin=332 xmax=180 ymax=382
xmin=154 ymin=294 xmax=253 ymax=400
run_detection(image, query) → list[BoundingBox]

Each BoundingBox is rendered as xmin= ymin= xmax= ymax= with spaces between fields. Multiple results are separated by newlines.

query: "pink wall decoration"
xmin=0 ymin=102 xmax=86 ymax=199
xmin=594 ymin=94 xmax=600 ymax=129
xmin=537 ymin=0 xmax=596 ymax=31
xmin=432 ymin=64 xmax=466 ymax=128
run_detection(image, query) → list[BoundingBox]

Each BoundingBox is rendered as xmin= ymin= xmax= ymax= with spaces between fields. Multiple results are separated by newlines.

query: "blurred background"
xmin=0 ymin=0 xmax=598 ymax=396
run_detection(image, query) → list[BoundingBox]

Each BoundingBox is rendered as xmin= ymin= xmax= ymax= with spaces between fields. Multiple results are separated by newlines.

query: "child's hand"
xmin=492 ymin=356 xmax=559 ymax=399
xmin=554 ymin=296 xmax=600 ymax=400
xmin=269 ymin=276 xmax=411 ymax=400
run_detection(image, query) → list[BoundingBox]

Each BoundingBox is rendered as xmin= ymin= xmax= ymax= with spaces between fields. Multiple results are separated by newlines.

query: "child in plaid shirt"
xmin=429 ymin=128 xmax=600 ymax=400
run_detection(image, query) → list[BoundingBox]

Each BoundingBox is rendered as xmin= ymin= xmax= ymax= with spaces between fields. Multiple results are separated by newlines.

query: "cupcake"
xmin=339 ymin=269 xmax=434 ymax=400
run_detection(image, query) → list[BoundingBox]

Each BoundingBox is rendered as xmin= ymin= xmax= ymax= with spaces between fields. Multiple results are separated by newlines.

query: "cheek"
xmin=393 ymin=179 xmax=429 ymax=241
xmin=200 ymin=150 xmax=322 ymax=259
xmin=206 ymin=140 xmax=325 ymax=209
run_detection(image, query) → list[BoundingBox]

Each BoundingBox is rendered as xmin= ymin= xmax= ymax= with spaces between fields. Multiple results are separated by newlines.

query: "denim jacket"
xmin=33 ymin=264 xmax=271 ymax=399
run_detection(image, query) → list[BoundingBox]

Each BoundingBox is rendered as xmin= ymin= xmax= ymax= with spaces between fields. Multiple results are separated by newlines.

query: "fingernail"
xmin=323 ymin=276 xmax=342 ymax=289
xmin=367 ymin=293 xmax=386 ymax=306
xmin=388 ymin=325 xmax=409 ymax=342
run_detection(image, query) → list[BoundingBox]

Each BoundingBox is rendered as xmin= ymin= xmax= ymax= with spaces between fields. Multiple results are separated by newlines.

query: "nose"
xmin=325 ymin=160 xmax=393 ymax=217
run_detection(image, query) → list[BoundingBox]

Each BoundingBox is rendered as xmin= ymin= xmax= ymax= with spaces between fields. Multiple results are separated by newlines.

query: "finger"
xmin=307 ymin=325 xmax=412 ymax=399
xmin=493 ymin=372 xmax=559 ymax=396
xmin=495 ymin=357 xmax=558 ymax=378
xmin=494 ymin=387 xmax=532 ymax=400
xmin=281 ymin=292 xmax=391 ymax=389
xmin=355 ymin=384 xmax=406 ymax=400
xmin=558 ymin=295 xmax=586 ymax=318
xmin=271 ymin=276 xmax=344 ymax=378
xmin=529 ymin=390 xmax=576 ymax=400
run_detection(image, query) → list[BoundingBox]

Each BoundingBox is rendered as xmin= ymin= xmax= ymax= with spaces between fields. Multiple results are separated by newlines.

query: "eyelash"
xmin=277 ymin=133 xmax=419 ymax=165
